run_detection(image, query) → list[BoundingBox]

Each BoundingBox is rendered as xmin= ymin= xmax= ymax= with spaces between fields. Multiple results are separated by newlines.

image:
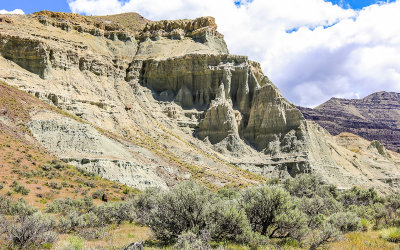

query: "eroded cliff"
xmin=0 ymin=12 xmax=399 ymax=192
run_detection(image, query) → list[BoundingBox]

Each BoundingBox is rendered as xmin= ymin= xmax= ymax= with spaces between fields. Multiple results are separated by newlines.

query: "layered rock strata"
xmin=299 ymin=91 xmax=400 ymax=152
xmin=0 ymin=12 xmax=399 ymax=192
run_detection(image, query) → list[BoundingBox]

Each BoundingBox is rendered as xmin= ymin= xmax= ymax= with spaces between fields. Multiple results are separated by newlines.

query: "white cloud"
xmin=68 ymin=0 xmax=400 ymax=107
xmin=0 ymin=9 xmax=24 ymax=15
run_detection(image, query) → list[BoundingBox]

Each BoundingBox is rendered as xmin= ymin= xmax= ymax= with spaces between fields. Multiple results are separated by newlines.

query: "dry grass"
xmin=380 ymin=227 xmax=400 ymax=243
xmin=327 ymin=231 xmax=399 ymax=250
xmin=54 ymin=223 xmax=153 ymax=249
xmin=33 ymin=10 xmax=150 ymax=33
xmin=88 ymin=12 xmax=150 ymax=32
xmin=0 ymin=81 xmax=132 ymax=208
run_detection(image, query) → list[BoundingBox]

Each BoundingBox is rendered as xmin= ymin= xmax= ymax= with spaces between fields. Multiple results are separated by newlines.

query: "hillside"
xmin=0 ymin=81 xmax=135 ymax=208
xmin=298 ymin=91 xmax=400 ymax=152
xmin=0 ymin=11 xmax=399 ymax=194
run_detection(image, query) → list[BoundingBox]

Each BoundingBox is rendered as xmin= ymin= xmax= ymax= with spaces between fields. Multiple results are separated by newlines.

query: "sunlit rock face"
xmin=1 ymin=11 xmax=400 ymax=193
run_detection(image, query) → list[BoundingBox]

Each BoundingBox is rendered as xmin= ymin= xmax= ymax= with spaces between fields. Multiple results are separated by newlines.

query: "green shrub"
xmin=240 ymin=185 xmax=308 ymax=240
xmin=384 ymin=193 xmax=400 ymax=226
xmin=147 ymin=181 xmax=216 ymax=242
xmin=79 ymin=228 xmax=104 ymax=240
xmin=0 ymin=197 xmax=37 ymax=217
xmin=217 ymin=186 xmax=240 ymax=200
xmin=173 ymin=231 xmax=210 ymax=250
xmin=283 ymin=174 xmax=324 ymax=198
xmin=339 ymin=186 xmax=381 ymax=208
xmin=360 ymin=218 xmax=373 ymax=232
xmin=266 ymin=177 xmax=280 ymax=185
xmin=46 ymin=196 xmax=93 ymax=214
xmin=11 ymin=181 xmax=30 ymax=195
xmin=4 ymin=212 xmax=57 ymax=248
xmin=298 ymin=196 xmax=342 ymax=229
xmin=47 ymin=182 xmax=62 ymax=190
xmin=40 ymin=164 xmax=53 ymax=171
xmin=208 ymin=200 xmax=251 ymax=242
xmin=81 ymin=211 xmax=100 ymax=228
xmin=308 ymin=222 xmax=340 ymax=250
xmin=380 ymin=227 xmax=400 ymax=243
xmin=91 ymin=189 xmax=105 ymax=199
xmin=65 ymin=236 xmax=84 ymax=250
xmin=59 ymin=211 xmax=86 ymax=233
xmin=326 ymin=211 xmax=361 ymax=233
xmin=133 ymin=187 xmax=161 ymax=225
xmin=94 ymin=201 xmax=135 ymax=225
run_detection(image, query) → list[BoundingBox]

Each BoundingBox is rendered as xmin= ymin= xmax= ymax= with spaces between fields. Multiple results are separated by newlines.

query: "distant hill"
xmin=298 ymin=91 xmax=400 ymax=152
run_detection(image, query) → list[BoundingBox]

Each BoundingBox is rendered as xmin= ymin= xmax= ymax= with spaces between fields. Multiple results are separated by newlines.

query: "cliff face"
xmin=0 ymin=12 xmax=399 ymax=192
xmin=298 ymin=92 xmax=400 ymax=152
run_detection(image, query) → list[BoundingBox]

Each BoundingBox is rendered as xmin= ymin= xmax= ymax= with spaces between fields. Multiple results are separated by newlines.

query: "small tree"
xmin=240 ymin=185 xmax=308 ymax=240
xmin=133 ymin=187 xmax=161 ymax=225
xmin=208 ymin=200 xmax=251 ymax=242
xmin=298 ymin=196 xmax=342 ymax=229
xmin=147 ymin=181 xmax=216 ymax=242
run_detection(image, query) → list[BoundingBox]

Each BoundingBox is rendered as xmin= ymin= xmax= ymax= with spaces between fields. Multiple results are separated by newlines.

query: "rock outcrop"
xmin=197 ymin=84 xmax=240 ymax=144
xmin=0 ymin=12 xmax=399 ymax=192
xmin=298 ymin=91 xmax=400 ymax=152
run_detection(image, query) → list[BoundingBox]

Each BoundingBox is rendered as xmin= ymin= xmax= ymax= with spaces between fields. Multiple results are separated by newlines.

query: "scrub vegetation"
xmin=1 ymin=174 xmax=400 ymax=249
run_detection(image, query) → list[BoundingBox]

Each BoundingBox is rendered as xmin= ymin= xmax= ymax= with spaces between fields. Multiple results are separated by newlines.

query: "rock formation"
xmin=298 ymin=91 xmax=400 ymax=152
xmin=0 ymin=11 xmax=399 ymax=192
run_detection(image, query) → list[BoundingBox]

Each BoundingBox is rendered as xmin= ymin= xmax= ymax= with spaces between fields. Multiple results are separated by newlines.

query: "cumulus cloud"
xmin=68 ymin=0 xmax=400 ymax=107
xmin=0 ymin=9 xmax=24 ymax=15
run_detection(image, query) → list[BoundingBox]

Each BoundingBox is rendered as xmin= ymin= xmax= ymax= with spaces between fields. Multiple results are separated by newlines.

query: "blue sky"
xmin=0 ymin=0 xmax=392 ymax=15
xmin=1 ymin=0 xmax=70 ymax=14
xmin=1 ymin=0 xmax=399 ymax=107
xmin=328 ymin=0 xmax=395 ymax=9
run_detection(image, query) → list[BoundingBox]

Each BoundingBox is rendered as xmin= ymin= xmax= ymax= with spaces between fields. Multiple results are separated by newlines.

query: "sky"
xmin=1 ymin=0 xmax=399 ymax=107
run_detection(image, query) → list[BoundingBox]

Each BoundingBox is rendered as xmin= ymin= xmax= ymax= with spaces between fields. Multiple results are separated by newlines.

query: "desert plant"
xmin=173 ymin=231 xmax=211 ymax=250
xmin=208 ymin=200 xmax=251 ymax=242
xmin=217 ymin=186 xmax=241 ymax=200
xmin=58 ymin=211 xmax=86 ymax=233
xmin=94 ymin=201 xmax=135 ymax=225
xmin=298 ymin=196 xmax=342 ymax=229
xmin=360 ymin=218 xmax=373 ymax=232
xmin=133 ymin=187 xmax=161 ymax=225
xmin=380 ymin=227 xmax=400 ymax=243
xmin=326 ymin=211 xmax=361 ymax=233
xmin=46 ymin=196 xmax=93 ymax=214
xmin=308 ymin=222 xmax=340 ymax=250
xmin=65 ymin=236 xmax=84 ymax=250
xmin=339 ymin=186 xmax=381 ymax=208
xmin=91 ymin=189 xmax=105 ymax=199
xmin=240 ymin=185 xmax=308 ymax=240
xmin=11 ymin=181 xmax=30 ymax=195
xmin=147 ymin=181 xmax=216 ymax=242
xmin=0 ymin=197 xmax=37 ymax=217
xmin=5 ymin=212 xmax=57 ymax=248
xmin=283 ymin=174 xmax=324 ymax=198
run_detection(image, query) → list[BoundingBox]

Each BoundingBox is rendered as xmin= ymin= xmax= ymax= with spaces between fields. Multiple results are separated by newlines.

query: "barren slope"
xmin=0 ymin=81 xmax=136 ymax=207
xmin=0 ymin=12 xmax=399 ymax=192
